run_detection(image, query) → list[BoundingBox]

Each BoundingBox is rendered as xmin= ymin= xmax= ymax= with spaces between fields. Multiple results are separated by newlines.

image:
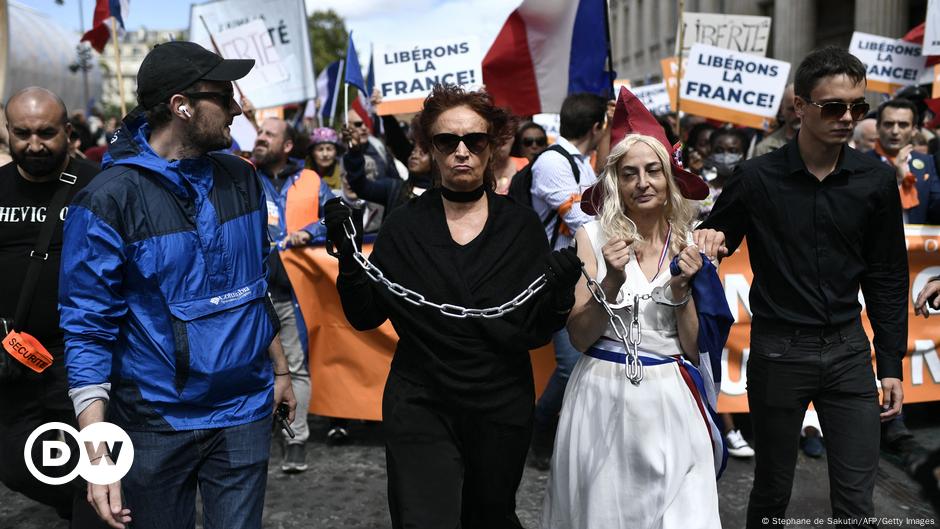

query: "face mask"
xmin=705 ymin=152 xmax=743 ymax=180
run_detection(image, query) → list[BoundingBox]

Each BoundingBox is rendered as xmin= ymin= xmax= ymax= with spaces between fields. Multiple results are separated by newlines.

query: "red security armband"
xmin=3 ymin=330 xmax=53 ymax=373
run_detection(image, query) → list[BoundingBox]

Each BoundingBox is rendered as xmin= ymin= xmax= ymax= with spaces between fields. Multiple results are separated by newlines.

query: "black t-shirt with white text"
xmin=0 ymin=158 xmax=98 ymax=347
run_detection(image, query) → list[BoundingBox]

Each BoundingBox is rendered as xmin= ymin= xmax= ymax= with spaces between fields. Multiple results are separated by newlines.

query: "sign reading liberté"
xmin=680 ymin=43 xmax=790 ymax=129
xmin=189 ymin=0 xmax=316 ymax=109
xmin=676 ymin=12 xmax=772 ymax=57
xmin=375 ymin=37 xmax=482 ymax=115
xmin=849 ymin=31 xmax=927 ymax=94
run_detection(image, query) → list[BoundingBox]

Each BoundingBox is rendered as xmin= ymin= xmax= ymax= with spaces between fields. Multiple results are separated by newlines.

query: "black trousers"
xmin=0 ymin=359 xmax=107 ymax=529
xmin=745 ymin=319 xmax=881 ymax=529
xmin=382 ymin=370 xmax=532 ymax=529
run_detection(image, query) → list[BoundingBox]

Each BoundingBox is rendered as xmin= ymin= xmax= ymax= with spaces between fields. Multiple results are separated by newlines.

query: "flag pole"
xmin=77 ymin=0 xmax=90 ymax=112
xmin=602 ymin=0 xmax=616 ymax=98
xmin=675 ymin=0 xmax=686 ymax=141
xmin=109 ymin=17 xmax=127 ymax=116
xmin=344 ymin=83 xmax=349 ymax=127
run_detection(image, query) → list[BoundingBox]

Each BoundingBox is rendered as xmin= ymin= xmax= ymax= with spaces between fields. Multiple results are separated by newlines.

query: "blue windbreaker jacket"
xmin=60 ymin=116 xmax=277 ymax=431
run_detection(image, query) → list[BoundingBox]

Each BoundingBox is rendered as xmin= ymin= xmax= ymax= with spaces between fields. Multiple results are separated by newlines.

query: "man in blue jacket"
xmin=60 ymin=42 xmax=296 ymax=529
xmin=871 ymin=98 xmax=940 ymax=224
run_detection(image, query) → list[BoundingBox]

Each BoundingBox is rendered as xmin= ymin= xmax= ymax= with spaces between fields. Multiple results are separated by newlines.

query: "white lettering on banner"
xmin=375 ymin=37 xmax=482 ymax=102
xmin=910 ymin=340 xmax=940 ymax=385
xmin=677 ymin=12 xmax=772 ymax=56
xmin=631 ymin=83 xmax=671 ymax=115
xmin=210 ymin=286 xmax=252 ymax=306
xmin=723 ymin=274 xmax=752 ymax=323
xmin=721 ymin=348 xmax=749 ymax=396
xmin=849 ymin=32 xmax=927 ymax=92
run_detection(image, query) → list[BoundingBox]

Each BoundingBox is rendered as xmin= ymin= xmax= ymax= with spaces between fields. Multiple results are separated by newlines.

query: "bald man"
xmin=852 ymin=118 xmax=878 ymax=153
xmin=754 ymin=84 xmax=800 ymax=157
xmin=0 ymin=87 xmax=103 ymax=526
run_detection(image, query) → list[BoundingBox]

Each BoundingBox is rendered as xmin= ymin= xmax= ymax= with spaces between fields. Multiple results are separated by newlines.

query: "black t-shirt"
xmin=0 ymin=158 xmax=99 ymax=346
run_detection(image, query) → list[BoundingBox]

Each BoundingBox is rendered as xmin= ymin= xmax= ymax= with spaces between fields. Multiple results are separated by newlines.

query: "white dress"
xmin=541 ymin=220 xmax=722 ymax=529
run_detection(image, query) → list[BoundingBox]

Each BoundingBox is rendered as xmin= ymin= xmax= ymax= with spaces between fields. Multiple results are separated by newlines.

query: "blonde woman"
xmin=542 ymin=88 xmax=728 ymax=529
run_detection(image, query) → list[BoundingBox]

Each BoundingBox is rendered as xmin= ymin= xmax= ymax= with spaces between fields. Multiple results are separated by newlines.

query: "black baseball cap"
xmin=134 ymin=41 xmax=254 ymax=112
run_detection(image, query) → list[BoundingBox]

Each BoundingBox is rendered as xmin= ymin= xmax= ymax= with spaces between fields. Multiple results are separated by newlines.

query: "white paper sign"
xmin=631 ymin=83 xmax=671 ymax=116
xmin=849 ymin=32 xmax=927 ymax=93
xmin=375 ymin=36 xmax=482 ymax=102
xmin=681 ymin=44 xmax=790 ymax=128
xmin=189 ymin=0 xmax=316 ymax=109
xmin=925 ymin=0 xmax=940 ymax=56
xmin=677 ymin=12 xmax=772 ymax=57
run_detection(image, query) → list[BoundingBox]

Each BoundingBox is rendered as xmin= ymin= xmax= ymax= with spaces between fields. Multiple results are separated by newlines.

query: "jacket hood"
xmin=103 ymin=115 xmax=213 ymax=199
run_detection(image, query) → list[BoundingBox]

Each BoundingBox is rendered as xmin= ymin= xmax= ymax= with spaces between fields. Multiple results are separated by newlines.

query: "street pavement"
xmin=2 ymin=411 xmax=938 ymax=529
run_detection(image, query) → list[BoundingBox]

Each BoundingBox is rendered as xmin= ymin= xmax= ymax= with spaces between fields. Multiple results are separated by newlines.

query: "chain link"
xmin=580 ymin=267 xmax=647 ymax=385
xmin=329 ymin=217 xmax=548 ymax=320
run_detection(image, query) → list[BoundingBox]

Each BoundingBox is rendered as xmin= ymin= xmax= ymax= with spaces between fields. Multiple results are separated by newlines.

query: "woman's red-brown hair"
xmin=416 ymin=84 xmax=515 ymax=189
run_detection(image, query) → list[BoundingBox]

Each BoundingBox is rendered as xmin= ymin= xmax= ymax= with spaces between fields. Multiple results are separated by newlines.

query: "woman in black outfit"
xmin=324 ymin=85 xmax=581 ymax=529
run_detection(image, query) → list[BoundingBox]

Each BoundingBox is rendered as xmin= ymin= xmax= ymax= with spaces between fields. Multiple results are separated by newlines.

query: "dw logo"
xmin=24 ymin=422 xmax=134 ymax=485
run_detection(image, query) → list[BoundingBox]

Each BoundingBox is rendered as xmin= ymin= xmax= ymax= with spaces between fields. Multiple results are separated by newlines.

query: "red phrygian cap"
xmin=581 ymin=86 xmax=710 ymax=215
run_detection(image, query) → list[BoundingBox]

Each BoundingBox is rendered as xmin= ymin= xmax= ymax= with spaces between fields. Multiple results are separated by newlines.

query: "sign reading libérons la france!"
xmin=680 ymin=43 xmax=790 ymax=130
xmin=375 ymin=37 xmax=482 ymax=115
xmin=849 ymin=31 xmax=927 ymax=94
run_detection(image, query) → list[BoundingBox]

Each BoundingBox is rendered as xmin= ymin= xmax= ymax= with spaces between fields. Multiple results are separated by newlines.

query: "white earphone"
xmin=178 ymin=105 xmax=192 ymax=118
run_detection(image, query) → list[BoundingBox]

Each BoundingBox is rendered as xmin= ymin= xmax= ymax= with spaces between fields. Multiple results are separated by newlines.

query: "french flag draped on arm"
xmin=483 ymin=0 xmax=613 ymax=115
xmin=81 ymin=0 xmax=129 ymax=53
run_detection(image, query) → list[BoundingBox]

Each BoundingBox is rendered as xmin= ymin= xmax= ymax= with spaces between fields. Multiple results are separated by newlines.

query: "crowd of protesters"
xmin=2 ymin=38 xmax=940 ymax=529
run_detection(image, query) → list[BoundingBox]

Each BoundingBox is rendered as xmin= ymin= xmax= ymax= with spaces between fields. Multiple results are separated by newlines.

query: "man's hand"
xmin=914 ymin=278 xmax=940 ymax=318
xmin=284 ymin=230 xmax=311 ymax=247
xmin=692 ymin=228 xmax=729 ymax=261
xmin=894 ymin=144 xmax=914 ymax=181
xmin=87 ymin=477 xmax=132 ymax=529
xmin=273 ymin=373 xmax=297 ymax=424
xmin=341 ymin=125 xmax=369 ymax=152
xmin=880 ymin=377 xmax=904 ymax=421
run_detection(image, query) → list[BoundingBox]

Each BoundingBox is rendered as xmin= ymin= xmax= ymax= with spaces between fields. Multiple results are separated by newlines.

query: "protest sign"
xmin=632 ymin=83 xmax=671 ymax=116
xmin=215 ymin=20 xmax=288 ymax=97
xmin=849 ymin=31 xmax=927 ymax=94
xmin=189 ymin=0 xmax=316 ymax=109
xmin=925 ymin=0 xmax=940 ymax=56
xmin=679 ymin=44 xmax=789 ymax=129
xmin=660 ymin=56 xmax=689 ymax=112
xmin=677 ymin=12 xmax=771 ymax=57
xmin=375 ymin=37 xmax=482 ymax=115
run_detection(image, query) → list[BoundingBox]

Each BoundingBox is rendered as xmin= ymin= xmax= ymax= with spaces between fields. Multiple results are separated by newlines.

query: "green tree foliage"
xmin=308 ymin=10 xmax=348 ymax=74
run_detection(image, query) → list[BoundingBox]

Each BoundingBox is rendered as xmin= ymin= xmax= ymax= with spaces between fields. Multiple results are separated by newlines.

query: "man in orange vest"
xmin=253 ymin=117 xmax=334 ymax=473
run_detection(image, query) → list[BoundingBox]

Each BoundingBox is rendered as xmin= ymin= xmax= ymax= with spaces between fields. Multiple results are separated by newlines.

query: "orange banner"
xmin=296 ymin=227 xmax=940 ymax=419
xmin=287 ymin=245 xmax=556 ymax=421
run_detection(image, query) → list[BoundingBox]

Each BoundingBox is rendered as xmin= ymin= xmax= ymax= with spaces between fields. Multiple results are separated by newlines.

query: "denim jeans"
xmin=534 ymin=328 xmax=582 ymax=428
xmin=122 ymin=417 xmax=271 ymax=529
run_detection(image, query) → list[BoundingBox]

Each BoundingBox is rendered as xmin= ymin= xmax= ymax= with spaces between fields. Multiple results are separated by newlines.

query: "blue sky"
xmin=32 ymin=0 xmax=520 ymax=53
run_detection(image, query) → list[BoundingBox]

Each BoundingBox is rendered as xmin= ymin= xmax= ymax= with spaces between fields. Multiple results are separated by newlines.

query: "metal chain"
xmin=328 ymin=217 xmax=547 ymax=319
xmin=580 ymin=266 xmax=648 ymax=385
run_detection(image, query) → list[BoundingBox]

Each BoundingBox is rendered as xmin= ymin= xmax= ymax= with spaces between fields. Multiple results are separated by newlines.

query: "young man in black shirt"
xmin=695 ymin=47 xmax=908 ymax=528
xmin=0 ymin=87 xmax=102 ymax=526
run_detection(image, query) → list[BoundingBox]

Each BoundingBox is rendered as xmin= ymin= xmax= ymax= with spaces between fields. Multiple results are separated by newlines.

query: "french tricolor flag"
xmin=81 ymin=0 xmax=130 ymax=53
xmin=483 ymin=0 xmax=613 ymax=116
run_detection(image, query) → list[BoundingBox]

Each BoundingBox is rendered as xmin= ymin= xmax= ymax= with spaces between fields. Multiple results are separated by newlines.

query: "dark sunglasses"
xmin=805 ymin=99 xmax=870 ymax=121
xmin=183 ymin=91 xmax=236 ymax=107
xmin=431 ymin=132 xmax=490 ymax=155
xmin=522 ymin=137 xmax=547 ymax=147
xmin=350 ymin=120 xmax=366 ymax=128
